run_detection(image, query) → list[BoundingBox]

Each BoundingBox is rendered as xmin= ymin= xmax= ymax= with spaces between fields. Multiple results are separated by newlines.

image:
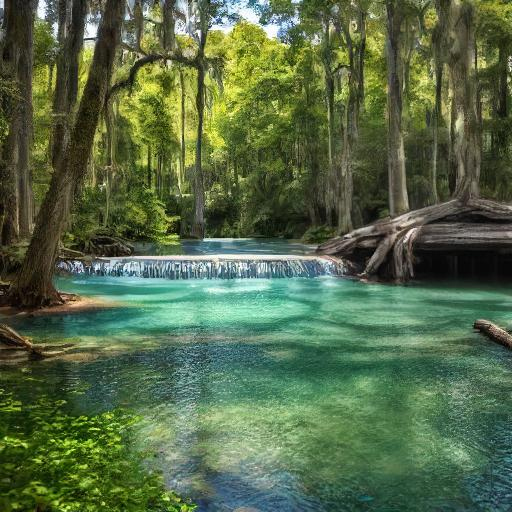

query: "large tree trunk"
xmin=51 ymin=0 xmax=87 ymax=170
xmin=191 ymin=25 xmax=207 ymax=239
xmin=446 ymin=0 xmax=480 ymax=201
xmin=337 ymin=11 xmax=366 ymax=234
xmin=192 ymin=60 xmax=206 ymax=238
xmin=104 ymin=99 xmax=117 ymax=227
xmin=357 ymin=10 xmax=366 ymax=108
xmin=338 ymin=37 xmax=354 ymax=234
xmin=8 ymin=0 xmax=125 ymax=308
xmin=385 ymin=0 xmax=409 ymax=216
xmin=16 ymin=0 xmax=36 ymax=238
xmin=133 ymin=0 xmax=144 ymax=52
xmin=431 ymin=0 xmax=449 ymax=204
xmin=494 ymin=43 xmax=509 ymax=160
xmin=302 ymin=57 xmax=320 ymax=227
xmin=162 ymin=0 xmax=176 ymax=51
xmin=0 ymin=0 xmax=37 ymax=243
xmin=322 ymin=19 xmax=337 ymax=227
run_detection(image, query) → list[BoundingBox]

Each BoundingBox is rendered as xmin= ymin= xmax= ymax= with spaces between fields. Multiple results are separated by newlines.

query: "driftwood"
xmin=0 ymin=324 xmax=75 ymax=358
xmin=317 ymin=199 xmax=512 ymax=281
xmin=83 ymin=234 xmax=134 ymax=257
xmin=474 ymin=319 xmax=512 ymax=350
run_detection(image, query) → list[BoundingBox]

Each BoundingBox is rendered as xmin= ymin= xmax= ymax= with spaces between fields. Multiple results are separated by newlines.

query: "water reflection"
xmin=3 ymin=277 xmax=512 ymax=511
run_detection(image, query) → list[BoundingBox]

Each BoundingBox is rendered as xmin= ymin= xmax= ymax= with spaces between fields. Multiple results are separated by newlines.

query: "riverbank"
xmin=0 ymin=292 xmax=120 ymax=317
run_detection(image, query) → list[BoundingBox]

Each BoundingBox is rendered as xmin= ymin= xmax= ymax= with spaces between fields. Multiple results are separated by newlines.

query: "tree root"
xmin=4 ymin=284 xmax=65 ymax=309
xmin=317 ymin=199 xmax=512 ymax=281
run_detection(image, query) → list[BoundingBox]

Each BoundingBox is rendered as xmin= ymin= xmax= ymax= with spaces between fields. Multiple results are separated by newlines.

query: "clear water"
xmin=133 ymin=238 xmax=316 ymax=256
xmin=3 ymin=275 xmax=512 ymax=511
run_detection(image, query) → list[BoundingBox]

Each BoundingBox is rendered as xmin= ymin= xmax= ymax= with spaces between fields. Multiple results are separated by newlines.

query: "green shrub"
xmin=70 ymin=186 xmax=172 ymax=244
xmin=301 ymin=225 xmax=336 ymax=244
xmin=0 ymin=389 xmax=195 ymax=512
xmin=118 ymin=188 xmax=170 ymax=241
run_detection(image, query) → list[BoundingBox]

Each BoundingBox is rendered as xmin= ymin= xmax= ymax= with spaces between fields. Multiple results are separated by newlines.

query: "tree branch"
xmin=108 ymin=52 xmax=198 ymax=101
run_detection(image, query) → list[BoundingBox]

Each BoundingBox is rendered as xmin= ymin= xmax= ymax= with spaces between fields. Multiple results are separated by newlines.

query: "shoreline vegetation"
xmin=1 ymin=0 xmax=512 ymax=509
xmin=0 ymin=388 xmax=196 ymax=512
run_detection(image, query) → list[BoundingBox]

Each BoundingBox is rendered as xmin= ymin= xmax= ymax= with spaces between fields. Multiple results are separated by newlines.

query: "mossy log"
xmin=317 ymin=199 xmax=512 ymax=281
xmin=474 ymin=319 xmax=512 ymax=350
xmin=0 ymin=324 xmax=75 ymax=358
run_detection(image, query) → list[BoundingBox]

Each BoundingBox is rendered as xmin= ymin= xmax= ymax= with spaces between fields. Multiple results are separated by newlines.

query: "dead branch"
xmin=474 ymin=319 xmax=512 ymax=350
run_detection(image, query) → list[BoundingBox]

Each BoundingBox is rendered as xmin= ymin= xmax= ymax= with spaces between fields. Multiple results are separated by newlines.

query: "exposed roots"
xmin=3 ymin=284 xmax=65 ymax=310
xmin=317 ymin=198 xmax=512 ymax=281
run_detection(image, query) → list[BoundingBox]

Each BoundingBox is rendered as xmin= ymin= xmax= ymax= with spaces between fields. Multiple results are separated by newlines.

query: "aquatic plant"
xmin=0 ymin=389 xmax=195 ymax=512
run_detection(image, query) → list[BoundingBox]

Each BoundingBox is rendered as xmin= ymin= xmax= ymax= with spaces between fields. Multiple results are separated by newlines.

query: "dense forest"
xmin=4 ymin=2 xmax=512 ymax=511
xmin=1 ymin=0 xmax=512 ymax=304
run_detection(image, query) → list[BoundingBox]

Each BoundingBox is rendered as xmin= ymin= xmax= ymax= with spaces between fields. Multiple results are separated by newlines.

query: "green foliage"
xmin=27 ymin=3 xmax=512 ymax=241
xmin=33 ymin=20 xmax=57 ymax=69
xmin=119 ymin=187 xmax=171 ymax=240
xmin=302 ymin=225 xmax=336 ymax=244
xmin=71 ymin=185 xmax=171 ymax=243
xmin=0 ymin=389 xmax=195 ymax=512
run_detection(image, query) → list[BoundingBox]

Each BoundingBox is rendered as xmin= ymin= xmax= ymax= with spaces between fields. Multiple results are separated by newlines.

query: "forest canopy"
xmin=1 ymin=0 xmax=512 ymax=306
xmin=1 ymin=0 xmax=511 ymax=245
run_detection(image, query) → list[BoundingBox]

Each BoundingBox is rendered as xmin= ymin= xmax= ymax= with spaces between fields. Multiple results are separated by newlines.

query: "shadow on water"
xmin=3 ymin=275 xmax=512 ymax=510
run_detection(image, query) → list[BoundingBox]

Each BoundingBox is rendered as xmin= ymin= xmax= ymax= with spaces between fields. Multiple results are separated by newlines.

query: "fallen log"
xmin=0 ymin=324 xmax=75 ymax=358
xmin=473 ymin=319 xmax=512 ymax=350
xmin=317 ymin=198 xmax=512 ymax=281
xmin=59 ymin=246 xmax=86 ymax=259
xmin=416 ymin=223 xmax=512 ymax=250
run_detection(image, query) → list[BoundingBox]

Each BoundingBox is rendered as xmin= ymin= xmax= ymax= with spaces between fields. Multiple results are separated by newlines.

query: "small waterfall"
xmin=57 ymin=257 xmax=344 ymax=280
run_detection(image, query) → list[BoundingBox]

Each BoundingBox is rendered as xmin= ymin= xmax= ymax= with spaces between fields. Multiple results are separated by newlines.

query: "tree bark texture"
xmin=51 ymin=0 xmax=87 ymax=170
xmin=192 ymin=60 xmax=206 ymax=238
xmin=337 ymin=10 xmax=366 ymax=234
xmin=431 ymin=0 xmax=449 ymax=204
xmin=9 ymin=0 xmax=125 ymax=308
xmin=162 ymin=0 xmax=177 ymax=51
xmin=192 ymin=24 xmax=208 ymax=239
xmin=322 ymin=20 xmax=337 ymax=227
xmin=0 ymin=0 xmax=37 ymax=243
xmin=318 ymin=199 xmax=512 ymax=281
xmin=446 ymin=0 xmax=480 ymax=201
xmin=179 ymin=68 xmax=186 ymax=191
xmin=474 ymin=320 xmax=512 ymax=351
xmin=386 ymin=0 xmax=409 ymax=216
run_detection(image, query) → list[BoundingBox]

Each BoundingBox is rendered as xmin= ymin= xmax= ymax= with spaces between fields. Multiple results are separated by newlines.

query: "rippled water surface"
xmin=3 ymin=275 xmax=512 ymax=511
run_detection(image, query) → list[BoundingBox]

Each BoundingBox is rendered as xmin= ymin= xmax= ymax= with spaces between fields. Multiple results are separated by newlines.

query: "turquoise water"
xmin=3 ymin=275 xmax=512 ymax=511
xmin=133 ymin=238 xmax=316 ymax=256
